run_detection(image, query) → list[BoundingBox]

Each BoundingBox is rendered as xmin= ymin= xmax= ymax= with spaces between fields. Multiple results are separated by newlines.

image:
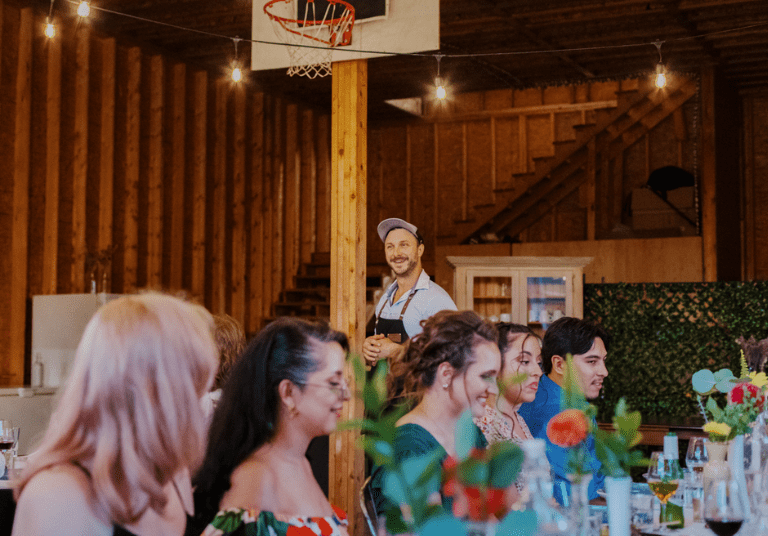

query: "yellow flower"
xmin=703 ymin=421 xmax=731 ymax=437
xmin=749 ymin=371 xmax=768 ymax=388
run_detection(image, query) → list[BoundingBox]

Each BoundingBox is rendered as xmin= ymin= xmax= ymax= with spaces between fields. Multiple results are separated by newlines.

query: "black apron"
xmin=374 ymin=288 xmax=418 ymax=344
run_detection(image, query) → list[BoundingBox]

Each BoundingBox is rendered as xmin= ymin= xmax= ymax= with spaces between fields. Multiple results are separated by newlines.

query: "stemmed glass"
xmin=703 ymin=477 xmax=745 ymax=536
xmin=646 ymin=453 xmax=683 ymax=532
xmin=686 ymin=438 xmax=709 ymax=473
xmin=0 ymin=420 xmax=15 ymax=479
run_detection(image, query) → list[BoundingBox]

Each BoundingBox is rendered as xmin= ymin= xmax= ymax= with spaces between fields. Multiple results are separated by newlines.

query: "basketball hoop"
xmin=264 ymin=0 xmax=355 ymax=79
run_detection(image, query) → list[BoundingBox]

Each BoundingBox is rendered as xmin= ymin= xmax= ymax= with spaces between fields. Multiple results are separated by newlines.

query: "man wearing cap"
xmin=363 ymin=218 xmax=457 ymax=365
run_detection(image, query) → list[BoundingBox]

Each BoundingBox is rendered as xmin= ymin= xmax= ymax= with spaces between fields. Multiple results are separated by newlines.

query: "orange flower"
xmin=547 ymin=409 xmax=589 ymax=447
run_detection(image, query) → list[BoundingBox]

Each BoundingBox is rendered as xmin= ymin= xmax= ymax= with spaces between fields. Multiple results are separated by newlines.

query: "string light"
xmin=44 ymin=17 xmax=56 ymax=38
xmin=653 ymin=41 xmax=667 ymax=89
xmin=44 ymin=0 xmax=56 ymax=39
xmin=435 ymin=54 xmax=446 ymax=100
xmin=230 ymin=37 xmax=244 ymax=83
xmin=77 ymin=1 xmax=90 ymax=18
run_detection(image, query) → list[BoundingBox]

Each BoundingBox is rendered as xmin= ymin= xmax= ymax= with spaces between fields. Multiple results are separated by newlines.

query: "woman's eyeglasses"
xmin=297 ymin=379 xmax=350 ymax=399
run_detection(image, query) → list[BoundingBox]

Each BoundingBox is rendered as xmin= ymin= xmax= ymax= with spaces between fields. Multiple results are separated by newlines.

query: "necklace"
xmin=495 ymin=398 xmax=527 ymax=441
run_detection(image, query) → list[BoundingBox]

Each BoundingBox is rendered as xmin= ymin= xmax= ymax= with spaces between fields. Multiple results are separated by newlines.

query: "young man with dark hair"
xmin=518 ymin=316 xmax=609 ymax=504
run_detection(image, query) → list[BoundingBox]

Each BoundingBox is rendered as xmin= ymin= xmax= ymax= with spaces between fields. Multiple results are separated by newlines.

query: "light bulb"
xmin=655 ymin=63 xmax=667 ymax=89
xmin=435 ymin=76 xmax=446 ymax=100
xmin=77 ymin=2 xmax=90 ymax=18
xmin=44 ymin=19 xmax=56 ymax=38
xmin=231 ymin=67 xmax=243 ymax=82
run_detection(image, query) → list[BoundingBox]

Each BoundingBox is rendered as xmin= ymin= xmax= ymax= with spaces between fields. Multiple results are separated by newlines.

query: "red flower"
xmin=729 ymin=382 xmax=764 ymax=410
xmin=547 ymin=409 xmax=589 ymax=447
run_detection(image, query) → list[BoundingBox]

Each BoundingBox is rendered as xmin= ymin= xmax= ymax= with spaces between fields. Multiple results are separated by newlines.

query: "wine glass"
xmin=704 ymin=478 xmax=746 ymax=536
xmin=686 ymin=437 xmax=709 ymax=473
xmin=0 ymin=420 xmax=15 ymax=479
xmin=646 ymin=453 xmax=683 ymax=532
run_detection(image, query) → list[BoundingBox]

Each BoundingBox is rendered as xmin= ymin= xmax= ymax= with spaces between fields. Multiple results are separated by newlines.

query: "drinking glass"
xmin=646 ymin=453 xmax=683 ymax=532
xmin=703 ymin=478 xmax=746 ymax=536
xmin=687 ymin=437 xmax=709 ymax=472
xmin=0 ymin=420 xmax=15 ymax=479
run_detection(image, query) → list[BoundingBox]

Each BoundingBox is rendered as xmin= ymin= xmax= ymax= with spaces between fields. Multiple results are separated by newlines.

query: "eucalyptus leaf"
xmin=692 ymin=369 xmax=715 ymax=394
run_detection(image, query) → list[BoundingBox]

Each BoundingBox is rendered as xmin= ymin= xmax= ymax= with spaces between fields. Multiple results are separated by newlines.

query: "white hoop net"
xmin=264 ymin=0 xmax=355 ymax=79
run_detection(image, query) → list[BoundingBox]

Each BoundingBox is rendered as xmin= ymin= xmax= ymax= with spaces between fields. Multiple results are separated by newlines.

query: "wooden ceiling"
xmin=25 ymin=0 xmax=768 ymax=119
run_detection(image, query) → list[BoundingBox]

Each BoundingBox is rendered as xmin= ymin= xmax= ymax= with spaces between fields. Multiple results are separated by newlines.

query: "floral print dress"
xmin=201 ymin=505 xmax=348 ymax=536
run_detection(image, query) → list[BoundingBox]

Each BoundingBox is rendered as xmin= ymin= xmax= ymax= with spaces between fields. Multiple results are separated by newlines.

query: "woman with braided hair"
xmin=369 ymin=310 xmax=501 ymax=516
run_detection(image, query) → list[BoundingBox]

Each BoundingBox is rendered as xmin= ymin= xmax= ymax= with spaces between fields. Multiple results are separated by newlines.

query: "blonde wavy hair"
xmin=15 ymin=292 xmax=218 ymax=526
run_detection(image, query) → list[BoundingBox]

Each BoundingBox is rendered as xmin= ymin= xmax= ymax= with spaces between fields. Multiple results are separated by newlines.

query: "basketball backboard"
xmin=252 ymin=0 xmax=440 ymax=72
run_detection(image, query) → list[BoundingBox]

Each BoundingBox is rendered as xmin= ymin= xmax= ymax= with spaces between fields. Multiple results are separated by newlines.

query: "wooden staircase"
xmin=268 ymin=252 xmax=391 ymax=326
xmin=456 ymin=76 xmax=699 ymax=243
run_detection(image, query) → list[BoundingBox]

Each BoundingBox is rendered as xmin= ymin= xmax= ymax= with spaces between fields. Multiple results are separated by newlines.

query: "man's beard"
xmin=388 ymin=256 xmax=418 ymax=278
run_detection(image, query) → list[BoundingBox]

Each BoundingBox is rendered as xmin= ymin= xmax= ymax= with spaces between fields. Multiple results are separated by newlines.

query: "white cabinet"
xmin=445 ymin=257 xmax=592 ymax=334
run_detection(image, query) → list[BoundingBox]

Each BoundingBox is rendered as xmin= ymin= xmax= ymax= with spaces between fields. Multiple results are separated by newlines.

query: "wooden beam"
xmin=300 ymin=109 xmax=317 ymax=266
xmin=190 ymin=70 xmax=208 ymax=301
xmin=42 ymin=27 xmax=62 ymax=296
xmin=742 ymin=97 xmax=755 ymax=280
xmin=71 ymin=27 xmax=90 ymax=293
xmin=586 ymin=139 xmax=596 ymax=240
xmin=9 ymin=7 xmax=33 ymax=385
xmin=147 ymin=55 xmax=164 ymax=288
xmin=98 ymin=38 xmax=116 ymax=290
xmin=123 ymin=47 xmax=141 ymax=292
xmin=212 ymin=79 xmax=227 ymax=314
xmin=249 ymin=92 xmax=265 ymax=332
xmin=700 ymin=69 xmax=717 ymax=282
xmin=169 ymin=63 xmax=186 ymax=291
xmin=329 ymin=59 xmax=367 ymax=536
xmin=231 ymin=85 xmax=247 ymax=325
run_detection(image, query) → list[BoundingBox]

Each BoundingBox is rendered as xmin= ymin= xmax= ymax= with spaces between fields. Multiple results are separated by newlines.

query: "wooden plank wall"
xmin=367 ymin=79 xmax=699 ymax=262
xmin=0 ymin=3 xmax=332 ymax=385
xmin=742 ymin=94 xmax=768 ymax=281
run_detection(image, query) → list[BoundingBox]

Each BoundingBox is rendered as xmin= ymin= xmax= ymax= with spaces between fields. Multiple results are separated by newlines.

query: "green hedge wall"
xmin=583 ymin=282 xmax=768 ymax=422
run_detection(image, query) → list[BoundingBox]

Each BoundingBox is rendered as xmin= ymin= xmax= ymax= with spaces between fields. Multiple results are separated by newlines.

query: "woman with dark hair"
xmin=190 ymin=318 xmax=350 ymax=536
xmin=369 ymin=310 xmax=501 ymax=515
xmin=475 ymin=323 xmax=542 ymax=445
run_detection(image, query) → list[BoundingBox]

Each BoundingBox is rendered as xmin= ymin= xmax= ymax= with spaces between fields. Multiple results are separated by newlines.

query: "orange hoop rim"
xmin=264 ymin=0 xmax=355 ymax=46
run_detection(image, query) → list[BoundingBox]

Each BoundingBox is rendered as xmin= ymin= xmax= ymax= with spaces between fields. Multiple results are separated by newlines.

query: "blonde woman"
xmin=201 ymin=314 xmax=246 ymax=417
xmin=13 ymin=293 xmax=218 ymax=536
xmin=476 ymin=323 xmax=543 ymax=445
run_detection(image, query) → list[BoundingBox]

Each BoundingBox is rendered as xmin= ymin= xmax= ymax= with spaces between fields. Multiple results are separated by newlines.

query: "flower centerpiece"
xmin=691 ymin=352 xmax=767 ymax=442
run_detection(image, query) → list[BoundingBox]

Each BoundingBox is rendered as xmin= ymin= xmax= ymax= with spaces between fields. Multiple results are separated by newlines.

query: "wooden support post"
xmin=98 ymin=38 xmax=116 ymax=286
xmin=190 ymin=71 xmax=208 ymax=301
xmin=700 ymin=70 xmax=717 ymax=282
xmin=147 ymin=55 xmax=164 ymax=288
xmin=43 ymin=28 xmax=62 ymax=296
xmin=169 ymin=63 xmax=186 ymax=291
xmin=329 ymin=59 xmax=367 ymax=536
xmin=123 ymin=47 xmax=141 ymax=292
xmin=586 ymin=138 xmax=596 ymax=240
xmin=71 ymin=27 xmax=90 ymax=293
xmin=9 ymin=7 xmax=33 ymax=385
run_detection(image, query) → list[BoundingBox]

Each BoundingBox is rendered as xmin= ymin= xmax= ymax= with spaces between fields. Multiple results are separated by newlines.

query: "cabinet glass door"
xmin=526 ymin=275 xmax=567 ymax=335
xmin=471 ymin=275 xmax=514 ymax=323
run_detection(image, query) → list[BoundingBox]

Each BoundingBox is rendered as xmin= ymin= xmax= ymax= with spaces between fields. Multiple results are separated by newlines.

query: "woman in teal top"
xmin=370 ymin=310 xmax=500 ymax=517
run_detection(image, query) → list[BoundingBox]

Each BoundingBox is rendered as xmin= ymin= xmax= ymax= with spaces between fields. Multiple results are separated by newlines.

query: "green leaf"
xmin=455 ymin=410 xmax=478 ymax=460
xmin=487 ymin=443 xmax=524 ymax=488
xmin=497 ymin=508 xmax=538 ymax=536
xmin=419 ymin=514 xmax=465 ymax=536
xmin=692 ymin=369 xmax=715 ymax=394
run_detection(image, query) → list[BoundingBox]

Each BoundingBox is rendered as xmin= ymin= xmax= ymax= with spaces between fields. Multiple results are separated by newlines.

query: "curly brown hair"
xmin=212 ymin=314 xmax=246 ymax=390
xmin=387 ymin=310 xmax=497 ymax=401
